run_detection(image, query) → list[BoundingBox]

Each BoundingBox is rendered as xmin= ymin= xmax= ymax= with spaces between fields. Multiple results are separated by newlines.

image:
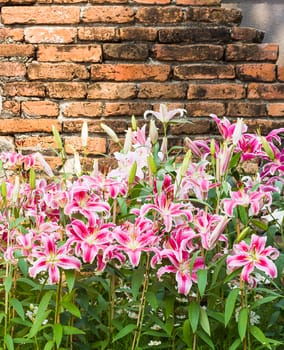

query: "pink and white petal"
xmin=255 ymin=257 xmax=278 ymax=279
xmin=48 ymin=265 xmax=60 ymax=284
xmin=127 ymin=249 xmax=141 ymax=267
xmin=157 ymin=265 xmax=177 ymax=280
xmin=176 ymin=271 xmax=192 ymax=295
xmin=241 ymin=262 xmax=255 ymax=283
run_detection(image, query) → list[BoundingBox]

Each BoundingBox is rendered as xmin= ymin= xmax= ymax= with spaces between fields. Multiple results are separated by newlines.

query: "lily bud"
xmin=81 ymin=121 xmax=88 ymax=148
xmin=149 ymin=119 xmax=158 ymax=144
xmin=232 ymin=118 xmax=244 ymax=145
xmin=160 ymin=136 xmax=168 ymax=157
xmin=12 ymin=176 xmax=20 ymax=203
xmin=101 ymin=123 xmax=120 ymax=143
xmin=131 ymin=115 xmax=137 ymax=131
xmin=148 ymin=154 xmax=157 ymax=175
xmin=128 ymin=161 xmax=137 ymax=186
xmin=123 ymin=128 xmax=132 ymax=153
xmin=74 ymin=152 xmax=82 ymax=177
xmin=261 ymin=136 xmax=275 ymax=160
xmin=52 ymin=125 xmax=63 ymax=151
xmin=180 ymin=150 xmax=191 ymax=178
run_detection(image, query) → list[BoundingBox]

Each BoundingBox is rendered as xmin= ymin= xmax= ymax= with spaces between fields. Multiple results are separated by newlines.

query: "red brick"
xmin=37 ymin=44 xmax=102 ymax=62
xmin=187 ymin=7 xmax=242 ymax=25
xmin=46 ymin=83 xmax=87 ymax=99
xmin=91 ymin=64 xmax=171 ymax=81
xmin=0 ymin=119 xmax=60 ymax=133
xmin=0 ymin=62 xmax=26 ymax=77
xmin=133 ymin=0 xmax=170 ymax=4
xmin=248 ymin=83 xmax=284 ymax=99
xmin=231 ymin=27 xmax=264 ymax=43
xmin=63 ymin=119 xmax=127 ymax=134
xmin=119 ymin=27 xmax=157 ymax=41
xmin=170 ymin=118 xmax=211 ymax=135
xmin=152 ymin=44 xmax=224 ymax=61
xmin=176 ymin=0 xmax=220 ymax=4
xmin=225 ymin=44 xmax=279 ymax=62
xmin=226 ymin=102 xmax=267 ymax=117
xmin=138 ymin=82 xmax=187 ymax=99
xmin=103 ymin=43 xmax=149 ymax=60
xmin=22 ymin=101 xmax=59 ymax=117
xmin=1 ymin=6 xmax=80 ymax=25
xmin=277 ymin=66 xmax=284 ymax=82
xmin=28 ymin=62 xmax=89 ymax=80
xmin=0 ymin=28 xmax=24 ymax=42
xmin=87 ymin=83 xmax=137 ymax=99
xmin=82 ymin=6 xmax=135 ymax=24
xmin=174 ymin=64 xmax=235 ymax=80
xmin=89 ymin=0 xmax=127 ymax=3
xmin=0 ymin=44 xmax=34 ymax=57
xmin=2 ymin=101 xmax=20 ymax=116
xmin=245 ymin=119 xmax=284 ymax=134
xmin=185 ymin=102 xmax=225 ymax=117
xmin=62 ymin=102 xmax=103 ymax=117
xmin=15 ymin=135 xmax=58 ymax=152
xmin=4 ymin=82 xmax=45 ymax=97
xmin=25 ymin=27 xmax=76 ymax=43
xmin=267 ymin=103 xmax=284 ymax=117
xmin=103 ymin=102 xmax=151 ymax=117
xmin=136 ymin=7 xmax=184 ymax=24
xmin=64 ymin=136 xmax=106 ymax=155
xmin=236 ymin=64 xmax=276 ymax=82
xmin=188 ymin=83 xmax=245 ymax=100
xmin=78 ymin=27 xmax=119 ymax=41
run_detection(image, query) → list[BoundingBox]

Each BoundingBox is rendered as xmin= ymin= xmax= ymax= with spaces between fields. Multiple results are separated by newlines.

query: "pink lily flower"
xmin=29 ymin=237 xmax=81 ymax=284
xmin=227 ymin=234 xmax=279 ymax=284
xmin=66 ymin=215 xmax=114 ymax=264
xmin=144 ymin=104 xmax=186 ymax=125
xmin=210 ymin=114 xmax=247 ymax=143
xmin=112 ymin=216 xmax=159 ymax=267
xmin=235 ymin=133 xmax=265 ymax=161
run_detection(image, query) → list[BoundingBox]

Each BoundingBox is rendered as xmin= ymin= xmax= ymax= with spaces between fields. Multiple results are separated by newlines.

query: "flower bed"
xmin=0 ymin=105 xmax=283 ymax=350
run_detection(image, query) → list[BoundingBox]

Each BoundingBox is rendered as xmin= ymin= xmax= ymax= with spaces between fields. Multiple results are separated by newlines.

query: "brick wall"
xmin=0 ymin=0 xmax=283 ymax=170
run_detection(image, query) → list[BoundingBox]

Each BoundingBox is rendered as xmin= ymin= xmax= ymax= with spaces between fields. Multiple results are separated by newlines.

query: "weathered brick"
xmin=0 ymin=136 xmax=15 ymax=153
xmin=174 ymin=64 xmax=235 ymax=79
xmin=62 ymin=102 xmax=103 ymax=117
xmin=170 ymin=118 xmax=211 ymax=135
xmin=22 ymin=100 xmax=59 ymax=117
xmin=28 ymin=62 xmax=89 ymax=80
xmin=103 ymin=43 xmax=149 ymax=60
xmin=37 ymin=44 xmax=102 ymax=62
xmin=0 ymin=119 xmax=60 ymax=133
xmin=82 ymin=6 xmax=135 ymax=24
xmin=15 ymin=135 xmax=58 ymax=152
xmin=0 ymin=43 xmax=34 ymax=57
xmin=136 ymin=7 xmax=184 ymax=24
xmin=188 ymin=83 xmax=245 ymax=99
xmin=152 ymin=44 xmax=223 ymax=61
xmin=64 ymin=136 xmax=106 ymax=155
xmin=187 ymin=8 xmax=242 ymax=25
xmin=103 ymin=102 xmax=151 ymax=117
xmin=176 ymin=0 xmax=220 ymax=4
xmin=2 ymin=100 xmax=20 ymax=116
xmin=231 ymin=27 xmax=264 ymax=43
xmin=225 ymin=44 xmax=279 ymax=62
xmin=4 ymin=82 xmax=45 ymax=97
xmin=267 ymin=103 xmax=284 ymax=117
xmin=248 ymin=83 xmax=284 ymax=99
xmin=25 ymin=27 xmax=76 ymax=43
xmin=78 ymin=27 xmax=119 ymax=41
xmin=63 ymin=119 xmax=126 ymax=133
xmin=227 ymin=102 xmax=267 ymax=117
xmin=185 ymin=102 xmax=225 ymax=117
xmin=158 ymin=27 xmax=231 ymax=44
xmin=1 ymin=6 xmax=80 ymax=24
xmin=46 ymin=82 xmax=87 ymax=99
xmin=91 ymin=64 xmax=171 ymax=81
xmin=236 ymin=64 xmax=276 ymax=82
xmin=88 ymin=83 xmax=137 ymax=99
xmin=277 ymin=66 xmax=284 ymax=82
xmin=119 ymin=27 xmax=157 ymax=41
xmin=133 ymin=0 xmax=170 ymax=4
xmin=89 ymin=0 xmax=127 ymax=3
xmin=138 ymin=82 xmax=187 ymax=99
xmin=245 ymin=119 xmax=284 ymax=134
xmin=0 ymin=28 xmax=24 ymax=42
xmin=0 ymin=62 xmax=26 ymax=77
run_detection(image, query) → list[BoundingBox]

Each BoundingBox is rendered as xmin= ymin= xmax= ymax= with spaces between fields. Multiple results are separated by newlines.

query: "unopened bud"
xmin=149 ymin=119 xmax=159 ymax=144
xmin=101 ymin=123 xmax=120 ymax=143
xmin=81 ymin=121 xmax=88 ymax=148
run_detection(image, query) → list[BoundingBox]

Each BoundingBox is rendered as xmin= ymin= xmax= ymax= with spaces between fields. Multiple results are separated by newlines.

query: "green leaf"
xmin=10 ymin=298 xmax=25 ymax=320
xmin=112 ymin=324 xmax=136 ymax=343
xmin=44 ymin=340 xmax=55 ymax=350
xmin=224 ymin=288 xmax=239 ymax=327
xmin=228 ymin=338 xmax=242 ymax=350
xmin=53 ymin=323 xmax=63 ymax=349
xmin=238 ymin=205 xmax=248 ymax=226
xmin=200 ymin=307 xmax=210 ymax=336
xmin=197 ymin=269 xmax=207 ymax=298
xmin=251 ymin=295 xmax=279 ymax=309
xmin=250 ymin=325 xmax=271 ymax=349
xmin=61 ymin=300 xmax=81 ymax=318
xmin=64 ymin=270 xmax=76 ymax=292
xmin=29 ymin=168 xmax=36 ymax=190
xmin=182 ymin=319 xmax=193 ymax=346
xmin=28 ymin=290 xmax=53 ymax=338
xmin=197 ymin=329 xmax=215 ymax=349
xmin=131 ymin=265 xmax=144 ymax=300
xmin=188 ymin=301 xmax=200 ymax=333
xmin=238 ymin=307 xmax=248 ymax=341
xmin=229 ymin=152 xmax=241 ymax=169
xmin=62 ymin=325 xmax=85 ymax=335
xmin=4 ymin=335 xmax=14 ymax=350
xmin=146 ymin=291 xmax=159 ymax=310
xmin=4 ymin=274 xmax=12 ymax=293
